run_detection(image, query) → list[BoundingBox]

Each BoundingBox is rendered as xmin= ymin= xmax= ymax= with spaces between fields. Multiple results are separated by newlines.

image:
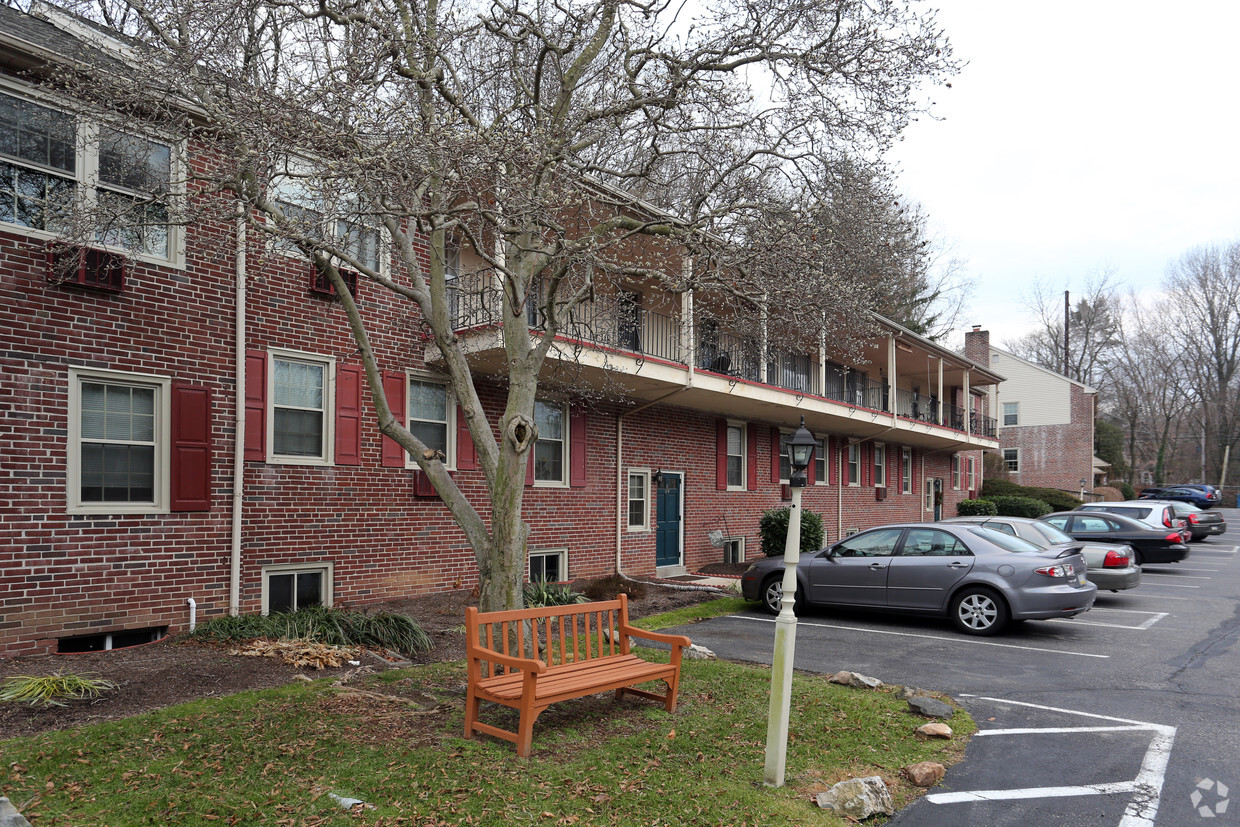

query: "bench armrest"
xmin=466 ymin=649 xmax=548 ymax=674
xmin=620 ymin=625 xmax=691 ymax=650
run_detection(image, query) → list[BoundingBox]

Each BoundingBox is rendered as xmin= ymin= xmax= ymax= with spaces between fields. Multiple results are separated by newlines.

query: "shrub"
xmin=981 ymin=479 xmax=1080 ymax=511
xmin=188 ymin=606 xmax=432 ymax=657
xmin=1093 ymin=486 xmax=1124 ymax=502
xmin=986 ymin=495 xmax=1052 ymax=518
xmin=581 ymin=573 xmax=647 ymax=601
xmin=523 ymin=580 xmax=589 ymax=607
xmin=759 ymin=507 xmax=825 ymax=556
xmin=1119 ymin=481 xmax=1136 ymax=500
xmin=0 ymin=673 xmax=118 ymax=707
xmin=956 ymin=498 xmax=998 ymax=516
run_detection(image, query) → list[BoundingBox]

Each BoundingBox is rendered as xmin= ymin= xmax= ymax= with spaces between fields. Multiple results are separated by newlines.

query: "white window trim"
xmin=533 ymin=398 xmax=569 ymax=488
xmin=261 ymin=562 xmax=334 ymax=615
xmin=951 ymin=454 xmax=961 ymax=489
xmin=267 ymin=348 xmax=335 ymax=466
xmin=813 ymin=436 xmax=828 ymax=486
xmin=967 ymin=456 xmax=977 ymax=490
xmin=726 ymin=421 xmax=747 ymax=492
xmin=901 ymin=447 xmax=912 ymax=494
xmin=846 ymin=442 xmax=860 ymax=487
xmin=66 ymin=366 xmax=171 ymax=514
xmin=404 ymin=371 xmax=457 ymax=471
xmin=1004 ymin=447 xmax=1021 ymax=473
xmin=722 ymin=536 xmax=746 ymax=564
xmin=627 ymin=469 xmax=651 ymax=532
xmin=529 ymin=547 xmax=568 ymax=583
xmin=0 ymin=78 xmax=187 ymax=269
xmin=1003 ymin=401 xmax=1019 ymax=427
xmin=873 ymin=441 xmax=887 ymax=488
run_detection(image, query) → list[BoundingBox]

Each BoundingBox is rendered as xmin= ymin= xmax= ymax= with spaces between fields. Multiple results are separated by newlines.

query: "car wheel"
xmin=1132 ymin=550 xmax=1144 ymax=566
xmin=761 ymin=575 xmax=787 ymax=615
xmin=950 ymin=587 xmax=1010 ymax=636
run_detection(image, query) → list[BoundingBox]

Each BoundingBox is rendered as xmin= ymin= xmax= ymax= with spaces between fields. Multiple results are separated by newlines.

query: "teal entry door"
xmin=655 ymin=472 xmax=683 ymax=568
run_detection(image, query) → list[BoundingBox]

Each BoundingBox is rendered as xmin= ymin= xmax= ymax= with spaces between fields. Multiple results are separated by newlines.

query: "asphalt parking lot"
xmin=668 ymin=509 xmax=1240 ymax=826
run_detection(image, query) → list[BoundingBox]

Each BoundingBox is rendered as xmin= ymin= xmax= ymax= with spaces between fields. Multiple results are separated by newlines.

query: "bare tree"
xmin=36 ymin=0 xmax=957 ymax=611
xmin=1005 ymin=268 xmax=1122 ymax=392
xmin=1163 ymin=243 xmax=1240 ymax=485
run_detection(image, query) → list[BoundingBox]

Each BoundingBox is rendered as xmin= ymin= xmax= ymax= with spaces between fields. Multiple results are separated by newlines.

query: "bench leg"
xmin=516 ymin=698 xmax=538 ymax=758
xmin=464 ymin=687 xmax=480 ymax=740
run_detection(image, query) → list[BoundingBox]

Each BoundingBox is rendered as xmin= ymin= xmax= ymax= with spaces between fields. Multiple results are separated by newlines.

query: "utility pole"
xmin=1063 ymin=290 xmax=1070 ymax=376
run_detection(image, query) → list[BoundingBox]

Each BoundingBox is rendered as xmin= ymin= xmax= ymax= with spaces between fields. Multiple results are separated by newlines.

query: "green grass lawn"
xmin=1 ymin=601 xmax=974 ymax=825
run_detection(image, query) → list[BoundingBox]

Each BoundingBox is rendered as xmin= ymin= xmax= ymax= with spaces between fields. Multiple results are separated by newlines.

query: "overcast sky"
xmin=885 ymin=0 xmax=1240 ymax=346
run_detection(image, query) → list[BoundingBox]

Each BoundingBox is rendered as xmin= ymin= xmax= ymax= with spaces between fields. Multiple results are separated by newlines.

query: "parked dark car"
xmin=1139 ymin=485 xmax=1219 ymax=508
xmin=1165 ymin=501 xmax=1227 ymax=541
xmin=943 ymin=516 xmax=1141 ymax=592
xmin=1041 ymin=511 xmax=1191 ymax=566
xmin=739 ymin=522 xmax=1096 ymax=636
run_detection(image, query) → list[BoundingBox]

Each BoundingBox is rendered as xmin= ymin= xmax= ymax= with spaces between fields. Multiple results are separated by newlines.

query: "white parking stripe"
xmin=940 ymin=696 xmax=1177 ymax=827
xmin=1137 ymin=582 xmax=1199 ymax=588
xmin=727 ymin=615 xmax=1109 ymax=658
xmin=1047 ymin=612 xmax=1168 ymax=630
xmin=1144 ymin=573 xmax=1211 ymax=579
xmin=977 ymin=725 xmax=1157 ymax=736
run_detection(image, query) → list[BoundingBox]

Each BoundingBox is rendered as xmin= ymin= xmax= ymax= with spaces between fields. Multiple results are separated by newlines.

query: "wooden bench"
xmin=464 ymin=594 xmax=692 ymax=757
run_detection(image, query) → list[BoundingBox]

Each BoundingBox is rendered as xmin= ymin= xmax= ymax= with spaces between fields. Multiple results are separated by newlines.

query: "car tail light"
xmin=1188 ymin=514 xmax=1200 ymax=524
xmin=1103 ymin=548 xmax=1131 ymax=568
xmin=1035 ymin=563 xmax=1076 ymax=578
xmin=1163 ymin=511 xmax=1173 ymax=527
xmin=1165 ymin=533 xmax=1184 ymax=543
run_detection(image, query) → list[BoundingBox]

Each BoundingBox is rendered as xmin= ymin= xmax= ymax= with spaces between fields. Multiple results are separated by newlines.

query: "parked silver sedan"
xmin=740 ymin=522 xmax=1097 ymax=636
xmin=943 ymin=516 xmax=1141 ymax=592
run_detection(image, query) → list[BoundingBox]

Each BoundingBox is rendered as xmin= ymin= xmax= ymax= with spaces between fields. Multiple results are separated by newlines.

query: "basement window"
xmin=58 ymin=626 xmax=167 ymax=653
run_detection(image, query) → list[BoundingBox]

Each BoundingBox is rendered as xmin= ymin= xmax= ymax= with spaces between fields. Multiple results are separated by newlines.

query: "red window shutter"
xmin=335 ymin=364 xmax=362 ymax=466
xmin=827 ymin=437 xmax=836 ymax=485
xmin=770 ymin=429 xmax=781 ymax=484
xmin=455 ymin=405 xmax=476 ymax=470
xmin=171 ymin=382 xmax=211 ymax=512
xmin=716 ymin=419 xmax=728 ymax=491
xmin=569 ymin=408 xmax=588 ymax=488
xmin=244 ymin=350 xmax=266 ymax=461
xmin=381 ymin=371 xmax=407 ymax=468
xmin=413 ymin=470 xmax=437 ymax=497
xmin=746 ymin=424 xmax=758 ymax=490
xmin=806 ymin=441 xmax=817 ymax=485
xmin=865 ymin=443 xmax=873 ymax=486
xmin=526 ymin=447 xmax=536 ymax=486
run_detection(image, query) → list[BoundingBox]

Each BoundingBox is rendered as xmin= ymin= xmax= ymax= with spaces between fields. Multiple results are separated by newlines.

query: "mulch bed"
xmin=0 ymin=576 xmax=732 ymax=741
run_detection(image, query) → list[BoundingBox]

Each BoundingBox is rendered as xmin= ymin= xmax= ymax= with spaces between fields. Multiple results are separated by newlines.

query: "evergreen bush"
xmin=956 ymin=498 xmax=998 ymax=516
xmin=759 ymin=507 xmax=825 ymax=556
xmin=1119 ymin=481 xmax=1136 ymax=500
xmin=987 ymin=495 xmax=1052 ymax=518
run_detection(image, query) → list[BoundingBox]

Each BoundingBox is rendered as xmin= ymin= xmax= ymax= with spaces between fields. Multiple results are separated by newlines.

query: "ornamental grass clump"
xmin=0 ymin=673 xmax=119 ymax=707
xmin=188 ymin=606 xmax=431 ymax=657
xmin=523 ymin=580 xmax=589 ymax=607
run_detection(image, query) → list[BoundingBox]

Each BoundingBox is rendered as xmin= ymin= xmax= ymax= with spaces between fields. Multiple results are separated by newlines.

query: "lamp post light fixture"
xmin=763 ymin=416 xmax=817 ymax=787
xmin=1080 ymin=478 xmax=1087 ymax=499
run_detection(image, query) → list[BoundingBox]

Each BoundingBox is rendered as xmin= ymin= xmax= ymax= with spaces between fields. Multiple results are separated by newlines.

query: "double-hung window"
xmin=967 ymin=456 xmax=977 ymax=490
xmin=846 ymin=442 xmax=860 ymax=486
xmin=813 ymin=437 xmax=827 ymax=484
xmin=901 ymin=447 xmax=912 ymax=494
xmin=1002 ymin=402 xmax=1019 ymax=426
xmin=533 ymin=399 xmax=566 ymax=484
xmin=951 ymin=454 xmax=961 ymax=489
xmin=408 ymin=377 xmax=453 ymax=466
xmin=1 ymin=87 xmax=179 ymax=263
xmin=726 ymin=423 xmax=745 ymax=489
xmin=269 ymin=351 xmax=334 ymax=464
xmin=873 ymin=442 xmax=887 ymax=488
xmin=68 ymin=368 xmax=170 ymax=513
xmin=627 ymin=470 xmax=650 ymax=531
xmin=271 ymin=162 xmax=382 ymax=275
xmin=1003 ymin=448 xmax=1020 ymax=472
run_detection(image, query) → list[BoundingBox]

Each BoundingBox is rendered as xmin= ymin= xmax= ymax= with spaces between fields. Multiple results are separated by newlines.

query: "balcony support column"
xmin=683 ymin=286 xmax=695 ymax=378
xmin=963 ymin=369 xmax=972 ymax=435
xmin=818 ymin=329 xmax=827 ymax=400
xmin=937 ymin=359 xmax=944 ymax=426
xmin=887 ymin=335 xmax=897 ymax=415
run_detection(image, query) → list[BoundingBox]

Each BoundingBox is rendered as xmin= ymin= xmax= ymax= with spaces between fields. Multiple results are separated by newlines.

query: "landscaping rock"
xmin=916 ymin=722 xmax=954 ymax=739
xmin=683 ymin=644 xmax=716 ymax=660
xmin=904 ymin=762 xmax=946 ymax=787
xmin=827 ymin=670 xmax=883 ymax=689
xmin=814 ymin=776 xmax=894 ymax=819
xmin=899 ymin=686 xmax=932 ymax=700
xmin=0 ymin=798 xmax=32 ymax=827
xmin=908 ymin=696 xmax=954 ymax=718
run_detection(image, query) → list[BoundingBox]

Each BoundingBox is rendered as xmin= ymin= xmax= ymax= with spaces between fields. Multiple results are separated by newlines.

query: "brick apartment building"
xmin=0 ymin=3 xmax=1001 ymax=656
xmin=965 ymin=327 xmax=1095 ymax=494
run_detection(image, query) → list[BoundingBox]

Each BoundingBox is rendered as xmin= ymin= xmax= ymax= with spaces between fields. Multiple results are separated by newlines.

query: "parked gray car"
xmin=943 ymin=516 xmax=1141 ymax=592
xmin=739 ymin=522 xmax=1097 ymax=636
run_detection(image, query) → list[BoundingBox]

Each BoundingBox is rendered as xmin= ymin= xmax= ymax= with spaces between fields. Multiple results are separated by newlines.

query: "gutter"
xmin=229 ymin=204 xmax=247 ymax=616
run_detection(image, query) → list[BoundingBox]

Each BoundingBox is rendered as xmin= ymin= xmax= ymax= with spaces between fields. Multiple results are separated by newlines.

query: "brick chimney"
xmin=964 ymin=325 xmax=990 ymax=365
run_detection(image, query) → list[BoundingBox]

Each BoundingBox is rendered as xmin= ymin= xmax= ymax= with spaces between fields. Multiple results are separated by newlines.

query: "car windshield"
xmin=1175 ymin=502 xmax=1203 ymax=513
xmin=967 ymin=526 xmax=1043 ymax=553
xmin=1031 ymin=521 xmax=1074 ymax=545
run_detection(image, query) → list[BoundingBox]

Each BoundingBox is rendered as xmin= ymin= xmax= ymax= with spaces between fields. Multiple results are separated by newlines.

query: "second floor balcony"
xmin=438 ymin=277 xmax=999 ymax=451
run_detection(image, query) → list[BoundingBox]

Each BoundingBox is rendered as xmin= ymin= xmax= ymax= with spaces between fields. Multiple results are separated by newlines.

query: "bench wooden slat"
xmin=464 ymin=594 xmax=691 ymax=756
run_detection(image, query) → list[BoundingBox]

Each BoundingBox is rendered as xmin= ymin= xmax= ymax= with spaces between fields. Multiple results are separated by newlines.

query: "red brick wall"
xmin=1001 ymin=383 xmax=1095 ymax=492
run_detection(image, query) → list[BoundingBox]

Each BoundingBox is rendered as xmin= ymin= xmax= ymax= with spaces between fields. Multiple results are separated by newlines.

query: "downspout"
xmin=230 ymin=203 xmax=247 ymax=617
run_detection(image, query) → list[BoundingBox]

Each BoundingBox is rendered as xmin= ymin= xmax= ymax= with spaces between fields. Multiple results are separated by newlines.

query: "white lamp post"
xmin=764 ymin=416 xmax=817 ymax=787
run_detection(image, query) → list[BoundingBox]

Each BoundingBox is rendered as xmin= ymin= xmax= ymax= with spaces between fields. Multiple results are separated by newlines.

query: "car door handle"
xmin=947 ymin=561 xmax=969 ymax=568
xmin=869 ymin=563 xmax=887 ymax=570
